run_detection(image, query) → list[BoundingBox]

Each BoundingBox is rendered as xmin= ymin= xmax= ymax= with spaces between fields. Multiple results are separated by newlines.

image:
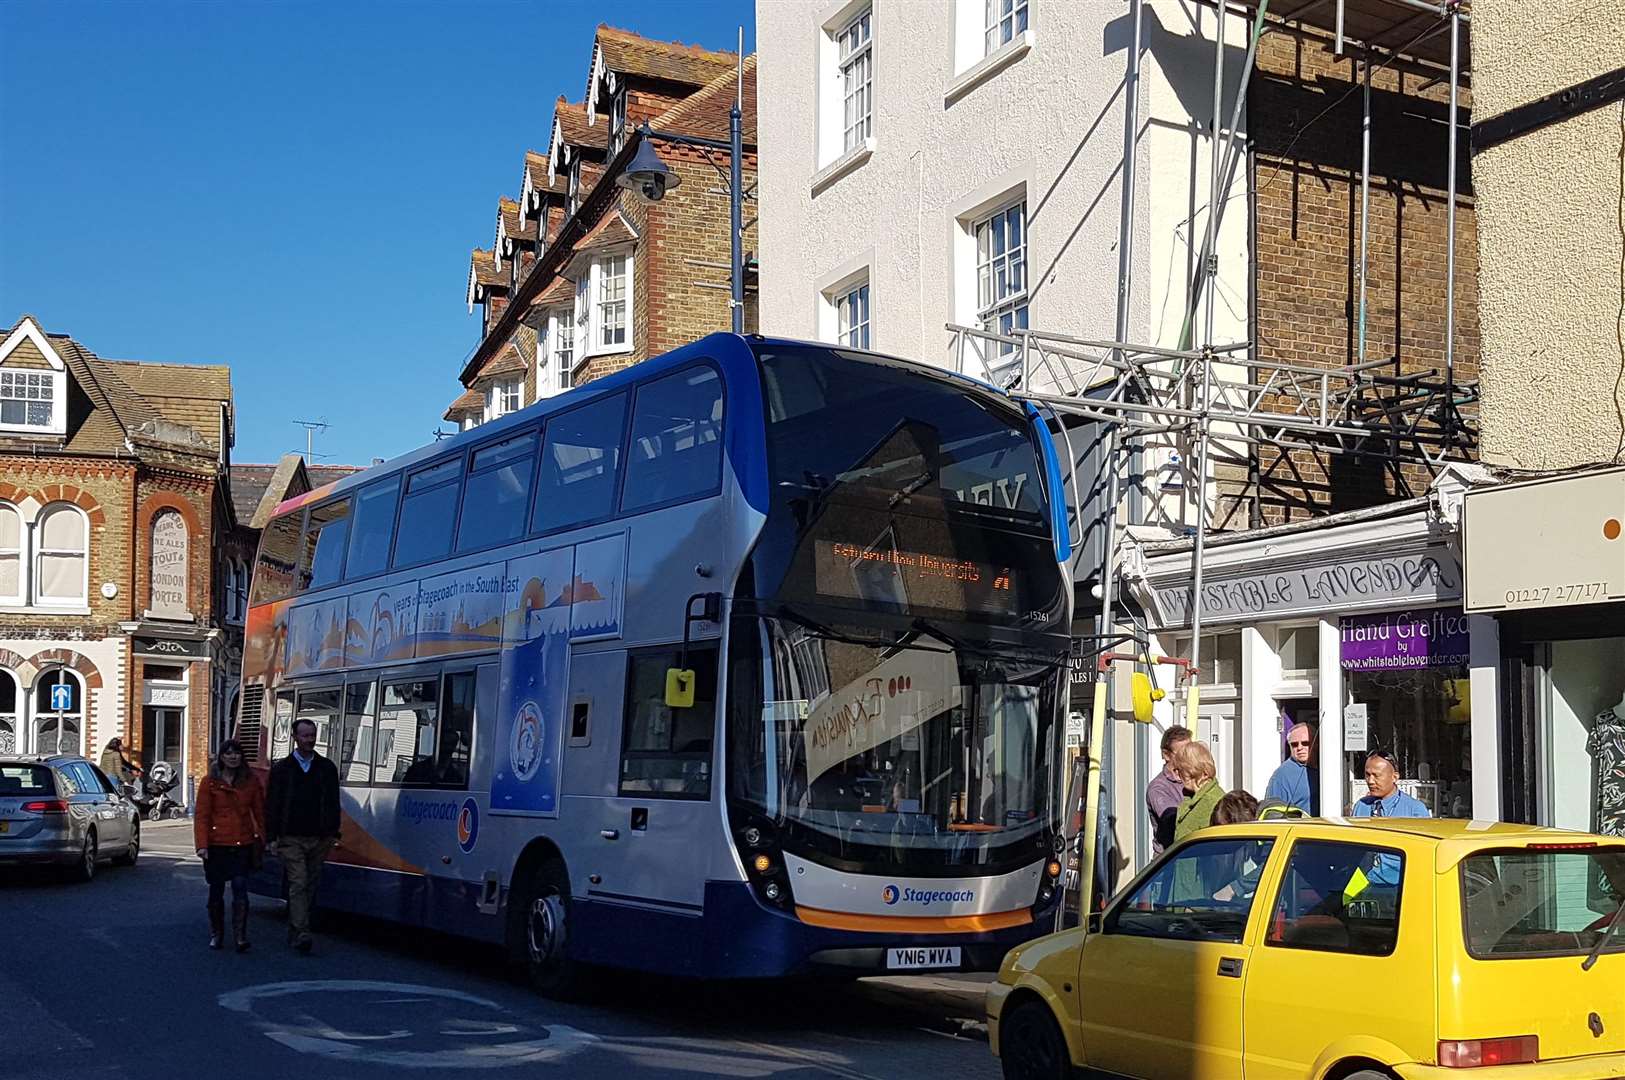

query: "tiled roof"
xmin=470 ymin=248 xmax=504 ymax=288
xmin=593 ymin=25 xmax=737 ymax=96
xmin=307 ymin=464 xmax=365 ymax=491
xmin=100 ymin=359 xmax=233 ymax=452
xmin=654 ymin=54 xmax=758 ymax=144
xmin=545 ymin=205 xmax=566 ymax=244
xmin=555 ymin=98 xmax=609 ymax=153
xmin=229 ymin=463 xmax=282 ymax=523
xmin=475 ymin=342 xmax=528 ymax=383
xmin=444 ymin=387 xmax=484 ymax=421
xmin=536 ymin=275 xmax=576 ymax=307
xmin=521 ymin=150 xmax=566 ymax=220
xmin=576 ymin=209 xmax=639 ymax=253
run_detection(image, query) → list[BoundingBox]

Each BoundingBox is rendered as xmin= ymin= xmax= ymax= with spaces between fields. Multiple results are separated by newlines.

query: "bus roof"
xmin=269 ymin=334 xmax=1021 ymax=520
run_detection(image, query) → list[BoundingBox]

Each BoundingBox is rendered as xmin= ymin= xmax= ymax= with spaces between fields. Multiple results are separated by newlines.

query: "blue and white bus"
xmin=239 ymin=333 xmax=1074 ymax=992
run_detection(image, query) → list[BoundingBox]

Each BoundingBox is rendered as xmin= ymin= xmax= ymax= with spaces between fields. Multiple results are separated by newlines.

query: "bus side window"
xmin=620 ymin=649 xmax=717 ymax=799
xmin=620 ymin=365 xmax=724 ymax=513
xmin=532 ymin=392 xmax=628 ymax=534
xmin=252 ymin=512 xmax=303 ymax=605
xmin=393 ymin=458 xmax=463 ymax=569
xmin=340 ymin=681 xmax=377 ymax=785
xmin=299 ymin=499 xmax=352 ymax=591
xmin=345 ymin=475 xmax=401 ymax=581
xmin=270 ymin=690 xmax=295 ymax=759
xmin=378 ymin=679 xmax=438 ymax=784
xmin=435 ymin=671 xmax=476 ymax=789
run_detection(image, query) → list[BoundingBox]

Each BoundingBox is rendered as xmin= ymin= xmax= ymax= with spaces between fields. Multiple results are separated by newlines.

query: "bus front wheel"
xmin=510 ymin=857 xmax=581 ymax=999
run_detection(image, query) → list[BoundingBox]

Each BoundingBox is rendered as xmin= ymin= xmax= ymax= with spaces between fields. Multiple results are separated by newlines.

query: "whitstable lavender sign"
xmin=1340 ymin=608 xmax=1470 ymax=671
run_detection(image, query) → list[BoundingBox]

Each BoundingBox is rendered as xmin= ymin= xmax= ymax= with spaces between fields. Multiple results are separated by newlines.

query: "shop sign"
xmin=149 ymin=510 xmax=190 ymax=618
xmin=1343 ymin=703 xmax=1369 ymax=752
xmin=1150 ymin=546 xmax=1461 ymax=628
xmin=133 ymin=636 xmax=209 ymax=661
xmin=1340 ymin=608 xmax=1470 ymax=671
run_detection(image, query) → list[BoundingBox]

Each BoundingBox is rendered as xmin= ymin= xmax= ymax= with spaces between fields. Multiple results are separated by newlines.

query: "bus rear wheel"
xmin=510 ymin=857 xmax=581 ymax=999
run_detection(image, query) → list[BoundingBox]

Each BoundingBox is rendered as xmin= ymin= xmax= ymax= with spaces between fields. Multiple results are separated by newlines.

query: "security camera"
xmin=639 ymin=174 xmax=668 ymax=203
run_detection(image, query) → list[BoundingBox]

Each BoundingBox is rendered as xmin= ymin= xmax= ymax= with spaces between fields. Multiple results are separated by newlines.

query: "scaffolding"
xmin=944 ymin=0 xmax=1475 ymax=922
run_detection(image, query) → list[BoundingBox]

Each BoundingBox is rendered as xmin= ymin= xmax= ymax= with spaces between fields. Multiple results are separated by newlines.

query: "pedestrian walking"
xmin=193 ymin=739 xmax=265 ymax=952
xmin=1264 ymin=720 xmax=1319 ymax=814
xmin=1172 ymin=741 xmax=1223 ymax=845
xmin=100 ymin=737 xmax=136 ymax=786
xmin=1145 ymin=725 xmax=1191 ymax=854
xmin=265 ymin=717 xmax=341 ymax=954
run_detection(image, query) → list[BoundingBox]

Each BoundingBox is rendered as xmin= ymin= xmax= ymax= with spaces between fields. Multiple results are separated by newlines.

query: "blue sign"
xmin=50 ymin=683 xmax=73 ymax=711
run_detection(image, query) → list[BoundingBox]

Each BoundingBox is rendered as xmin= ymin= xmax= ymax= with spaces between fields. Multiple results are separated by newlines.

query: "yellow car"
xmin=987 ymin=819 xmax=1625 ymax=1079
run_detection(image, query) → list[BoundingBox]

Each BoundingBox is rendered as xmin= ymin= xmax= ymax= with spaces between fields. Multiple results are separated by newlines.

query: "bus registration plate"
xmin=886 ymin=946 xmax=960 ymax=970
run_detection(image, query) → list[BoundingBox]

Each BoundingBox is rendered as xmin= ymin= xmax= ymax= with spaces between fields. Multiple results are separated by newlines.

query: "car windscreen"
xmin=1461 ymin=847 xmax=1625 ymax=959
xmin=0 ymin=764 xmax=55 ymax=796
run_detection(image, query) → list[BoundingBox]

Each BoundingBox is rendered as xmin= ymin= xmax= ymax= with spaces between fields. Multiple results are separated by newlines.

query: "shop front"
xmin=1464 ymin=469 xmax=1625 ymax=836
xmin=1118 ymin=492 xmax=1492 ymax=868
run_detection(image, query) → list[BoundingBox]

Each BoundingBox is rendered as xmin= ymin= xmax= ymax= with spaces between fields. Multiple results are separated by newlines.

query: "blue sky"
xmin=0 ymin=1 xmax=754 ymax=468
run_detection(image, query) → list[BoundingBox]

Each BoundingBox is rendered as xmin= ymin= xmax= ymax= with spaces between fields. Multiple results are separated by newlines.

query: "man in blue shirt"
xmin=1351 ymin=751 xmax=1431 ymax=819
xmin=1264 ymin=720 xmax=1319 ymax=815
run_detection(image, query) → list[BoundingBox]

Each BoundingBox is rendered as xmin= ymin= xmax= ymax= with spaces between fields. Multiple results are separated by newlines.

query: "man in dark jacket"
xmin=265 ymin=717 xmax=340 ymax=953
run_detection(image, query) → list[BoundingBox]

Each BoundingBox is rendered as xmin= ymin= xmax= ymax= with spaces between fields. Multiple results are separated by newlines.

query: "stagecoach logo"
xmin=508 ymin=701 xmax=544 ymax=783
xmin=457 ymin=797 xmax=479 ymax=854
xmin=883 ymin=884 xmax=976 ymax=908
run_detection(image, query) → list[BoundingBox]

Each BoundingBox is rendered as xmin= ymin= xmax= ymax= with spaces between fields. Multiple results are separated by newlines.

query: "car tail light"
xmin=1438 ymin=1036 xmax=1539 ymax=1068
xmin=20 ymin=799 xmax=69 ymax=814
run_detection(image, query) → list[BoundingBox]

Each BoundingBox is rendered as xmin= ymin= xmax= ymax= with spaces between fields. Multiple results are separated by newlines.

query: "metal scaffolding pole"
xmin=1358 ymin=57 xmax=1372 ymax=366
xmin=1444 ymin=4 xmax=1459 ymax=423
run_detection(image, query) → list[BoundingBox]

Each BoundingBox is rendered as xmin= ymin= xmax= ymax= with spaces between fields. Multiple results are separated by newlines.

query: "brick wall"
xmin=1238 ymin=25 xmax=1479 ymax=527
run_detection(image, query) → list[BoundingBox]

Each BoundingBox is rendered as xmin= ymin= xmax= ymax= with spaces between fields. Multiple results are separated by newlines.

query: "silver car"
xmin=0 ymin=755 xmax=141 ymax=881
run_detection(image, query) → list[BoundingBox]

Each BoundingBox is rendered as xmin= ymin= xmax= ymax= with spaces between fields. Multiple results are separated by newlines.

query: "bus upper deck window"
xmin=393 ymin=457 xmax=462 ymax=568
xmin=533 ymin=393 xmax=628 ymax=534
xmin=621 ymin=366 xmax=723 ymax=513
xmin=300 ymin=499 xmax=352 ymax=591
xmin=345 ymin=476 xmax=401 ymax=581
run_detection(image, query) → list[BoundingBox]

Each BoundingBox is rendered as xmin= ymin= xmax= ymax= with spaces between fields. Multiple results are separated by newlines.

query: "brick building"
xmin=0 ymin=314 xmax=236 ymax=806
xmin=449 ymin=25 xmax=758 ymax=427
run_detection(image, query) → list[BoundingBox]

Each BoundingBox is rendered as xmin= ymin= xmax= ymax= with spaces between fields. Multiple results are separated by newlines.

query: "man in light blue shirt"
xmin=1351 ymin=751 xmax=1428 ymax=888
xmin=1264 ymin=721 xmax=1319 ymax=815
xmin=1351 ymin=751 xmax=1431 ymax=819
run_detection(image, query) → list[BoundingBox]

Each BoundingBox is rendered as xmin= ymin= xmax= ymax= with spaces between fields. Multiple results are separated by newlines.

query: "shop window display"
xmin=1541 ymin=637 xmax=1625 ymax=838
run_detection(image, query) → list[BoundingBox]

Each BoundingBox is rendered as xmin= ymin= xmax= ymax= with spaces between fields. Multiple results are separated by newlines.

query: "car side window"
xmin=56 ymin=765 xmax=82 ymax=796
xmin=1265 ymin=839 xmax=1405 ymax=956
xmin=88 ymin=764 xmax=118 ymax=794
xmin=1106 ymin=837 xmax=1276 ymax=944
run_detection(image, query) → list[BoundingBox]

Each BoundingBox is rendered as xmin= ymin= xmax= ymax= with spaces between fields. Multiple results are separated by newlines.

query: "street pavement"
xmin=2 ymin=821 xmax=1000 ymax=1080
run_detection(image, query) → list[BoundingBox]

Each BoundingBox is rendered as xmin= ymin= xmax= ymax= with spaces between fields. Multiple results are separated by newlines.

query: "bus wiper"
xmin=773 ymin=606 xmax=903 ymax=649
xmin=910 ymin=617 xmax=971 ymax=652
xmin=1582 ymin=896 xmax=1625 ymax=971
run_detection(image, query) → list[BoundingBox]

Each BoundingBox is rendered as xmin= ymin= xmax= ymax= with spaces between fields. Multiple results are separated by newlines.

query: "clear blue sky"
xmin=0 ymin=1 xmax=754 ymax=468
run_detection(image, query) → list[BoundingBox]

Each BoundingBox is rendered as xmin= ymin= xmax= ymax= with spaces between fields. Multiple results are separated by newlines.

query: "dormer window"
xmin=610 ymin=89 xmax=628 ymax=155
xmin=0 ymin=372 xmax=54 ymax=429
xmin=569 ymin=159 xmax=582 ymax=214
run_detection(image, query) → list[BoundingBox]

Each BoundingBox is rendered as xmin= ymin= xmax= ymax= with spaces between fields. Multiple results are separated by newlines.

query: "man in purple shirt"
xmin=1146 ymin=725 xmax=1192 ymax=854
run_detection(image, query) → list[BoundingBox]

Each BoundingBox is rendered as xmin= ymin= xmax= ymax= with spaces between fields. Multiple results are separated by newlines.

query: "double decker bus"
xmin=238 ymin=333 xmax=1073 ymax=991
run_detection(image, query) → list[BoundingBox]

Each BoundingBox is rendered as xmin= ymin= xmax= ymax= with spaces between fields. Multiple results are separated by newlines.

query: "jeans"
xmin=275 ymin=836 xmax=333 ymax=942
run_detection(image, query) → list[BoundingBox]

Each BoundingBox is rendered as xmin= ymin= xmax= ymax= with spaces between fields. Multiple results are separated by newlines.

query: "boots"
xmin=232 ymin=897 xmax=251 ymax=953
xmin=207 ymin=898 xmax=225 ymax=950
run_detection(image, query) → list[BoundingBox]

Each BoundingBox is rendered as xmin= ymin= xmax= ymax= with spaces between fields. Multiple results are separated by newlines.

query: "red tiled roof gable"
xmin=654 ymin=54 xmax=757 ymax=144
xmin=593 ymin=24 xmax=736 ymax=94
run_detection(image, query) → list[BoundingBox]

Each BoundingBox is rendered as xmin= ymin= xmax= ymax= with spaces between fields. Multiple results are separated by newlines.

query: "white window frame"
xmin=32 ymin=667 xmax=84 ymax=756
xmin=837 ymin=8 xmax=873 ymax=155
xmin=0 ymin=501 xmax=23 ymax=606
xmin=836 ymin=280 xmax=871 ymax=349
xmin=610 ymin=90 xmax=628 ymax=156
xmin=814 ymin=0 xmax=877 ymax=178
xmin=0 ymin=666 xmax=18 ymax=755
xmin=551 ymin=307 xmax=576 ymax=390
xmin=974 ymin=198 xmax=1029 ymax=357
xmin=581 ymin=249 xmax=634 ymax=359
xmin=0 ymin=319 xmax=69 ymax=437
xmin=983 ymin=0 xmax=1029 ymax=56
xmin=485 ymin=377 xmax=522 ymax=422
xmin=32 ymin=502 xmax=89 ymax=609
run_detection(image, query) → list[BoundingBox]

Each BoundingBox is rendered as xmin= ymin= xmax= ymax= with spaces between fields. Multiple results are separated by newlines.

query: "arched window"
xmin=0 ymin=668 xmax=18 ymax=754
xmin=0 ymin=503 xmax=21 ymax=605
xmin=35 ymin=503 xmax=87 ymax=606
xmin=33 ymin=668 xmax=83 ymax=756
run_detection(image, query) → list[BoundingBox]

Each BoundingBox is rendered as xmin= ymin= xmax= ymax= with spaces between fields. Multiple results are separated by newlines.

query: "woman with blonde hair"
xmin=193 ymin=740 xmax=265 ymax=952
xmin=1171 ymin=740 xmax=1223 ymax=845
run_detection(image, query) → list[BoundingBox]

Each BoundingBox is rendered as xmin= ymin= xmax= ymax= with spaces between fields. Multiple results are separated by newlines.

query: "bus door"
xmin=563 ymin=646 xmax=720 ymax=917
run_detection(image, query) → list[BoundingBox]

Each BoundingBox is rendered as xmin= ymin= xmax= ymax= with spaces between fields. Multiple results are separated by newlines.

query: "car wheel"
xmin=1340 ymin=1072 xmax=1398 ymax=1080
xmin=72 ymin=831 xmax=98 ymax=883
xmin=508 ymin=857 xmax=583 ymax=1000
xmin=113 ymin=821 xmax=140 ymax=867
xmin=1000 ymin=1000 xmax=1072 ymax=1080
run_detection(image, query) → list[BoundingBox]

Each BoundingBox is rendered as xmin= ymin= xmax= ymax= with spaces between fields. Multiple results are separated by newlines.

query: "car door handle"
xmin=600 ymin=829 xmax=619 ymax=840
xmin=1217 ymin=957 xmax=1244 ymax=978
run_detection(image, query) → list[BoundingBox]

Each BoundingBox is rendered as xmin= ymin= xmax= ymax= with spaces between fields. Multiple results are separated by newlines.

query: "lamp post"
xmin=616 ymin=44 xmax=747 ymax=334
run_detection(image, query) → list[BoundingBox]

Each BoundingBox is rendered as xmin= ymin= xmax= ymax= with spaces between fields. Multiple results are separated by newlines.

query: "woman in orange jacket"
xmin=193 ymin=740 xmax=265 ymax=952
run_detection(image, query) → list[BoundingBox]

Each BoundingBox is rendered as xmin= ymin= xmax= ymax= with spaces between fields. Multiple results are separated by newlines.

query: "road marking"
xmin=218 ymin=980 xmax=595 ymax=1068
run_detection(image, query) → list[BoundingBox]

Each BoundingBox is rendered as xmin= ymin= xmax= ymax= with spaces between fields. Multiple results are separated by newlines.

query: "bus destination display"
xmin=814 ymin=538 xmax=1018 ymax=616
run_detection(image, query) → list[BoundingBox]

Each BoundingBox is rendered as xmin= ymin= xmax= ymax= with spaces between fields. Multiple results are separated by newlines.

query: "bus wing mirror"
xmin=1130 ymin=672 xmax=1164 ymax=723
xmin=665 ymin=668 xmax=696 ymax=709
